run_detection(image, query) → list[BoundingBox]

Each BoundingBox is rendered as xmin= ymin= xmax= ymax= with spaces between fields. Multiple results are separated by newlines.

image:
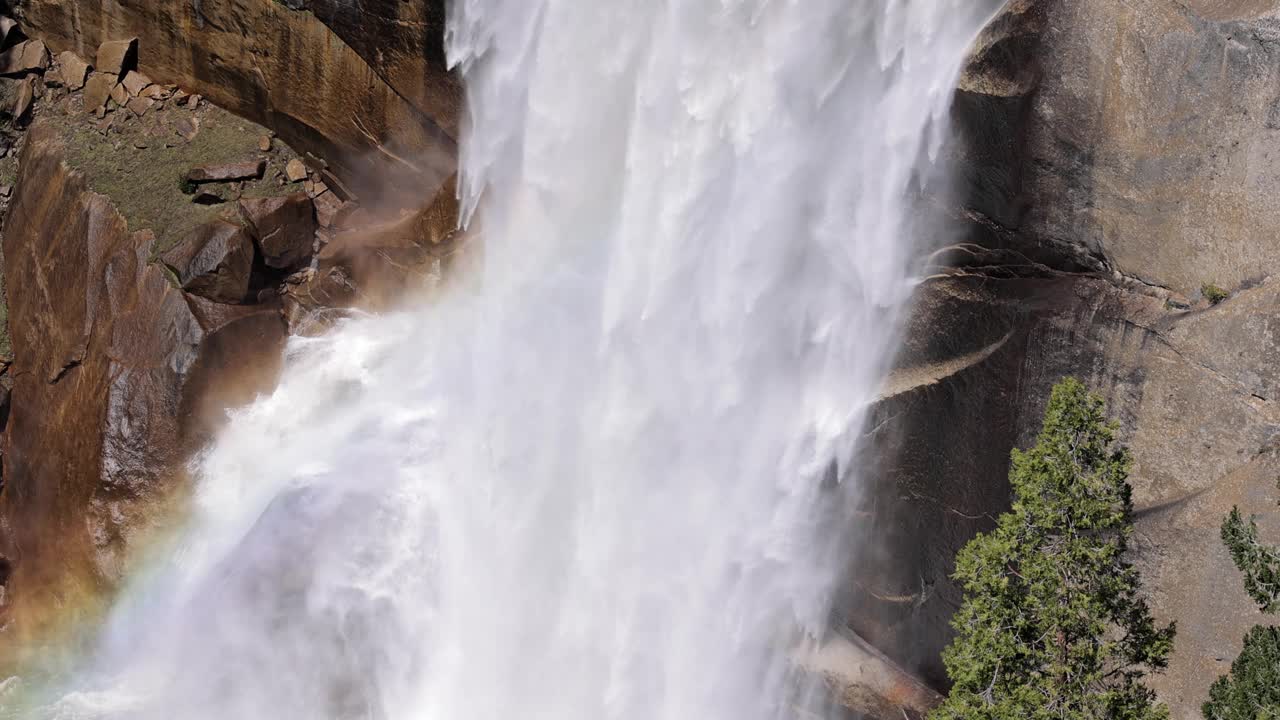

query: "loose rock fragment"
xmin=0 ymin=17 xmax=18 ymax=48
xmin=108 ymin=81 xmax=128 ymax=107
xmin=83 ymin=72 xmax=114 ymax=110
xmin=175 ymin=116 xmax=199 ymax=141
xmin=126 ymin=96 xmax=155 ymax=117
xmin=12 ymin=77 xmax=33 ymax=121
xmin=319 ymin=168 xmax=356 ymax=202
xmin=284 ymin=158 xmax=307 ymax=183
xmin=312 ymin=190 xmax=344 ymax=228
xmin=96 ymin=38 xmax=138 ymax=77
xmin=161 ymin=220 xmax=255 ymax=303
xmin=121 ymin=70 xmax=150 ymax=96
xmin=185 ymin=160 xmax=266 ymax=184
xmin=56 ymin=51 xmax=90 ymax=90
xmin=239 ymin=192 xmax=317 ymax=269
xmin=0 ymin=40 xmax=50 ymax=77
xmin=258 ymin=135 xmax=272 ymax=152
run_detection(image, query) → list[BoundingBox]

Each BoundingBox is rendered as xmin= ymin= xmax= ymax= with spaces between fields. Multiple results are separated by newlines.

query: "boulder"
xmin=238 ymin=193 xmax=316 ymax=269
xmin=161 ymin=220 xmax=254 ymax=304
xmin=185 ymin=160 xmax=266 ymax=184
xmin=286 ymin=178 xmax=464 ymax=330
xmin=125 ymin=96 xmax=154 ymax=117
xmin=174 ymin=116 xmax=199 ymax=141
xmin=11 ymin=78 xmax=33 ymax=122
xmin=107 ymin=81 xmax=128 ymax=108
xmin=82 ymin=72 xmax=114 ymax=110
xmin=120 ymin=70 xmax=150 ymax=96
xmin=0 ymin=17 xmax=18 ymax=48
xmin=95 ymin=38 xmax=138 ymax=77
xmin=284 ymin=158 xmax=307 ymax=183
xmin=311 ymin=190 xmax=344 ymax=228
xmin=0 ymin=40 xmax=50 ymax=77
xmin=56 ymin=51 xmax=89 ymax=90
xmin=281 ymin=265 xmax=358 ymax=335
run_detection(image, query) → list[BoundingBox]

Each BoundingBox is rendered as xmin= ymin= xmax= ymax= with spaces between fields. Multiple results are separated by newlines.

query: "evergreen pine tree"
xmin=1220 ymin=503 xmax=1280 ymax=613
xmin=1203 ymin=625 xmax=1280 ymax=720
xmin=1203 ymin=492 xmax=1280 ymax=720
xmin=931 ymin=378 xmax=1175 ymax=720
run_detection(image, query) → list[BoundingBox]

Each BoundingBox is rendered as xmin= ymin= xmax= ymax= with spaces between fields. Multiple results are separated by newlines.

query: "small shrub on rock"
xmin=1202 ymin=283 xmax=1229 ymax=305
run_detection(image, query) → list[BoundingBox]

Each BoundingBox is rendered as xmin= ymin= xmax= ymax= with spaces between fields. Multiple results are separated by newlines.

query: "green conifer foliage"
xmin=1203 ymin=625 xmax=1280 ymax=720
xmin=1221 ymin=505 xmax=1280 ymax=614
xmin=932 ymin=378 xmax=1175 ymax=720
xmin=1204 ymin=494 xmax=1280 ymax=720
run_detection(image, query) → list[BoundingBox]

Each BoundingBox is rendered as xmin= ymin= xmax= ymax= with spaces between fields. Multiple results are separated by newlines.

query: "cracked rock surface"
xmin=849 ymin=2 xmax=1280 ymax=717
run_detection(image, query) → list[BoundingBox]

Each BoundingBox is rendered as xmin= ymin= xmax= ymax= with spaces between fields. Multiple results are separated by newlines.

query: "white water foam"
xmin=21 ymin=2 xmax=997 ymax=719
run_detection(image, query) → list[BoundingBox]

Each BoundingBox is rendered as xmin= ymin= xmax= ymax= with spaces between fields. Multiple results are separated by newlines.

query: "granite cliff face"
xmin=0 ymin=124 xmax=290 ymax=654
xmin=849 ymin=2 xmax=1280 ymax=718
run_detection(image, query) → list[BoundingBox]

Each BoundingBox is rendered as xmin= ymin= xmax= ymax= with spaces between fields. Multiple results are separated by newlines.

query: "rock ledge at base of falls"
xmin=0 ymin=25 xmax=469 ymax=663
xmin=0 ymin=122 xmax=290 ymax=657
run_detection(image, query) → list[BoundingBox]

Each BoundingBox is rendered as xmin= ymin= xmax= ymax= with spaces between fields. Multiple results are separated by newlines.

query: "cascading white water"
xmin=14 ymin=2 xmax=997 ymax=719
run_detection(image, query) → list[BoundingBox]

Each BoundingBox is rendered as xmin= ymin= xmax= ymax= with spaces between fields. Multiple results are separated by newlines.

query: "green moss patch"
xmin=48 ymin=97 xmax=305 ymax=255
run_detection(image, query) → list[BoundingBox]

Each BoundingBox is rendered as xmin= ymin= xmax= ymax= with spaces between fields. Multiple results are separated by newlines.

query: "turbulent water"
xmin=15 ymin=2 xmax=996 ymax=719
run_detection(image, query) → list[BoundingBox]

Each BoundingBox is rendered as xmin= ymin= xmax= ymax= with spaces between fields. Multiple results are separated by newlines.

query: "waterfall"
xmin=19 ymin=2 xmax=996 ymax=719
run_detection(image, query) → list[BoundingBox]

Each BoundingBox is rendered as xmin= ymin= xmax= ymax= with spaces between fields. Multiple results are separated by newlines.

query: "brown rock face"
xmin=161 ymin=220 xmax=255 ymax=304
xmin=857 ymin=2 xmax=1280 ymax=718
xmin=284 ymin=158 xmax=307 ymax=183
xmin=82 ymin=72 xmax=114 ymax=110
xmin=120 ymin=69 xmax=149 ymax=96
xmin=283 ymin=180 xmax=463 ymax=332
xmin=11 ymin=77 xmax=32 ymax=121
xmin=953 ymin=0 xmax=1280 ymax=296
xmin=125 ymin=96 xmax=154 ymax=117
xmin=239 ymin=193 xmax=316 ymax=270
xmin=95 ymin=37 xmax=137 ymax=77
xmin=107 ymin=80 xmax=127 ymax=107
xmin=0 ymin=39 xmax=50 ymax=76
xmin=300 ymin=0 xmax=460 ymax=138
xmin=13 ymin=0 xmax=457 ymax=203
xmin=0 ymin=124 xmax=287 ymax=657
xmin=55 ymin=50 xmax=89 ymax=89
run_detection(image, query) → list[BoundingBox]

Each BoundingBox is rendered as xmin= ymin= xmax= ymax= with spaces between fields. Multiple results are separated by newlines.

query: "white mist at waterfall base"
xmin=14 ymin=2 xmax=997 ymax=719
